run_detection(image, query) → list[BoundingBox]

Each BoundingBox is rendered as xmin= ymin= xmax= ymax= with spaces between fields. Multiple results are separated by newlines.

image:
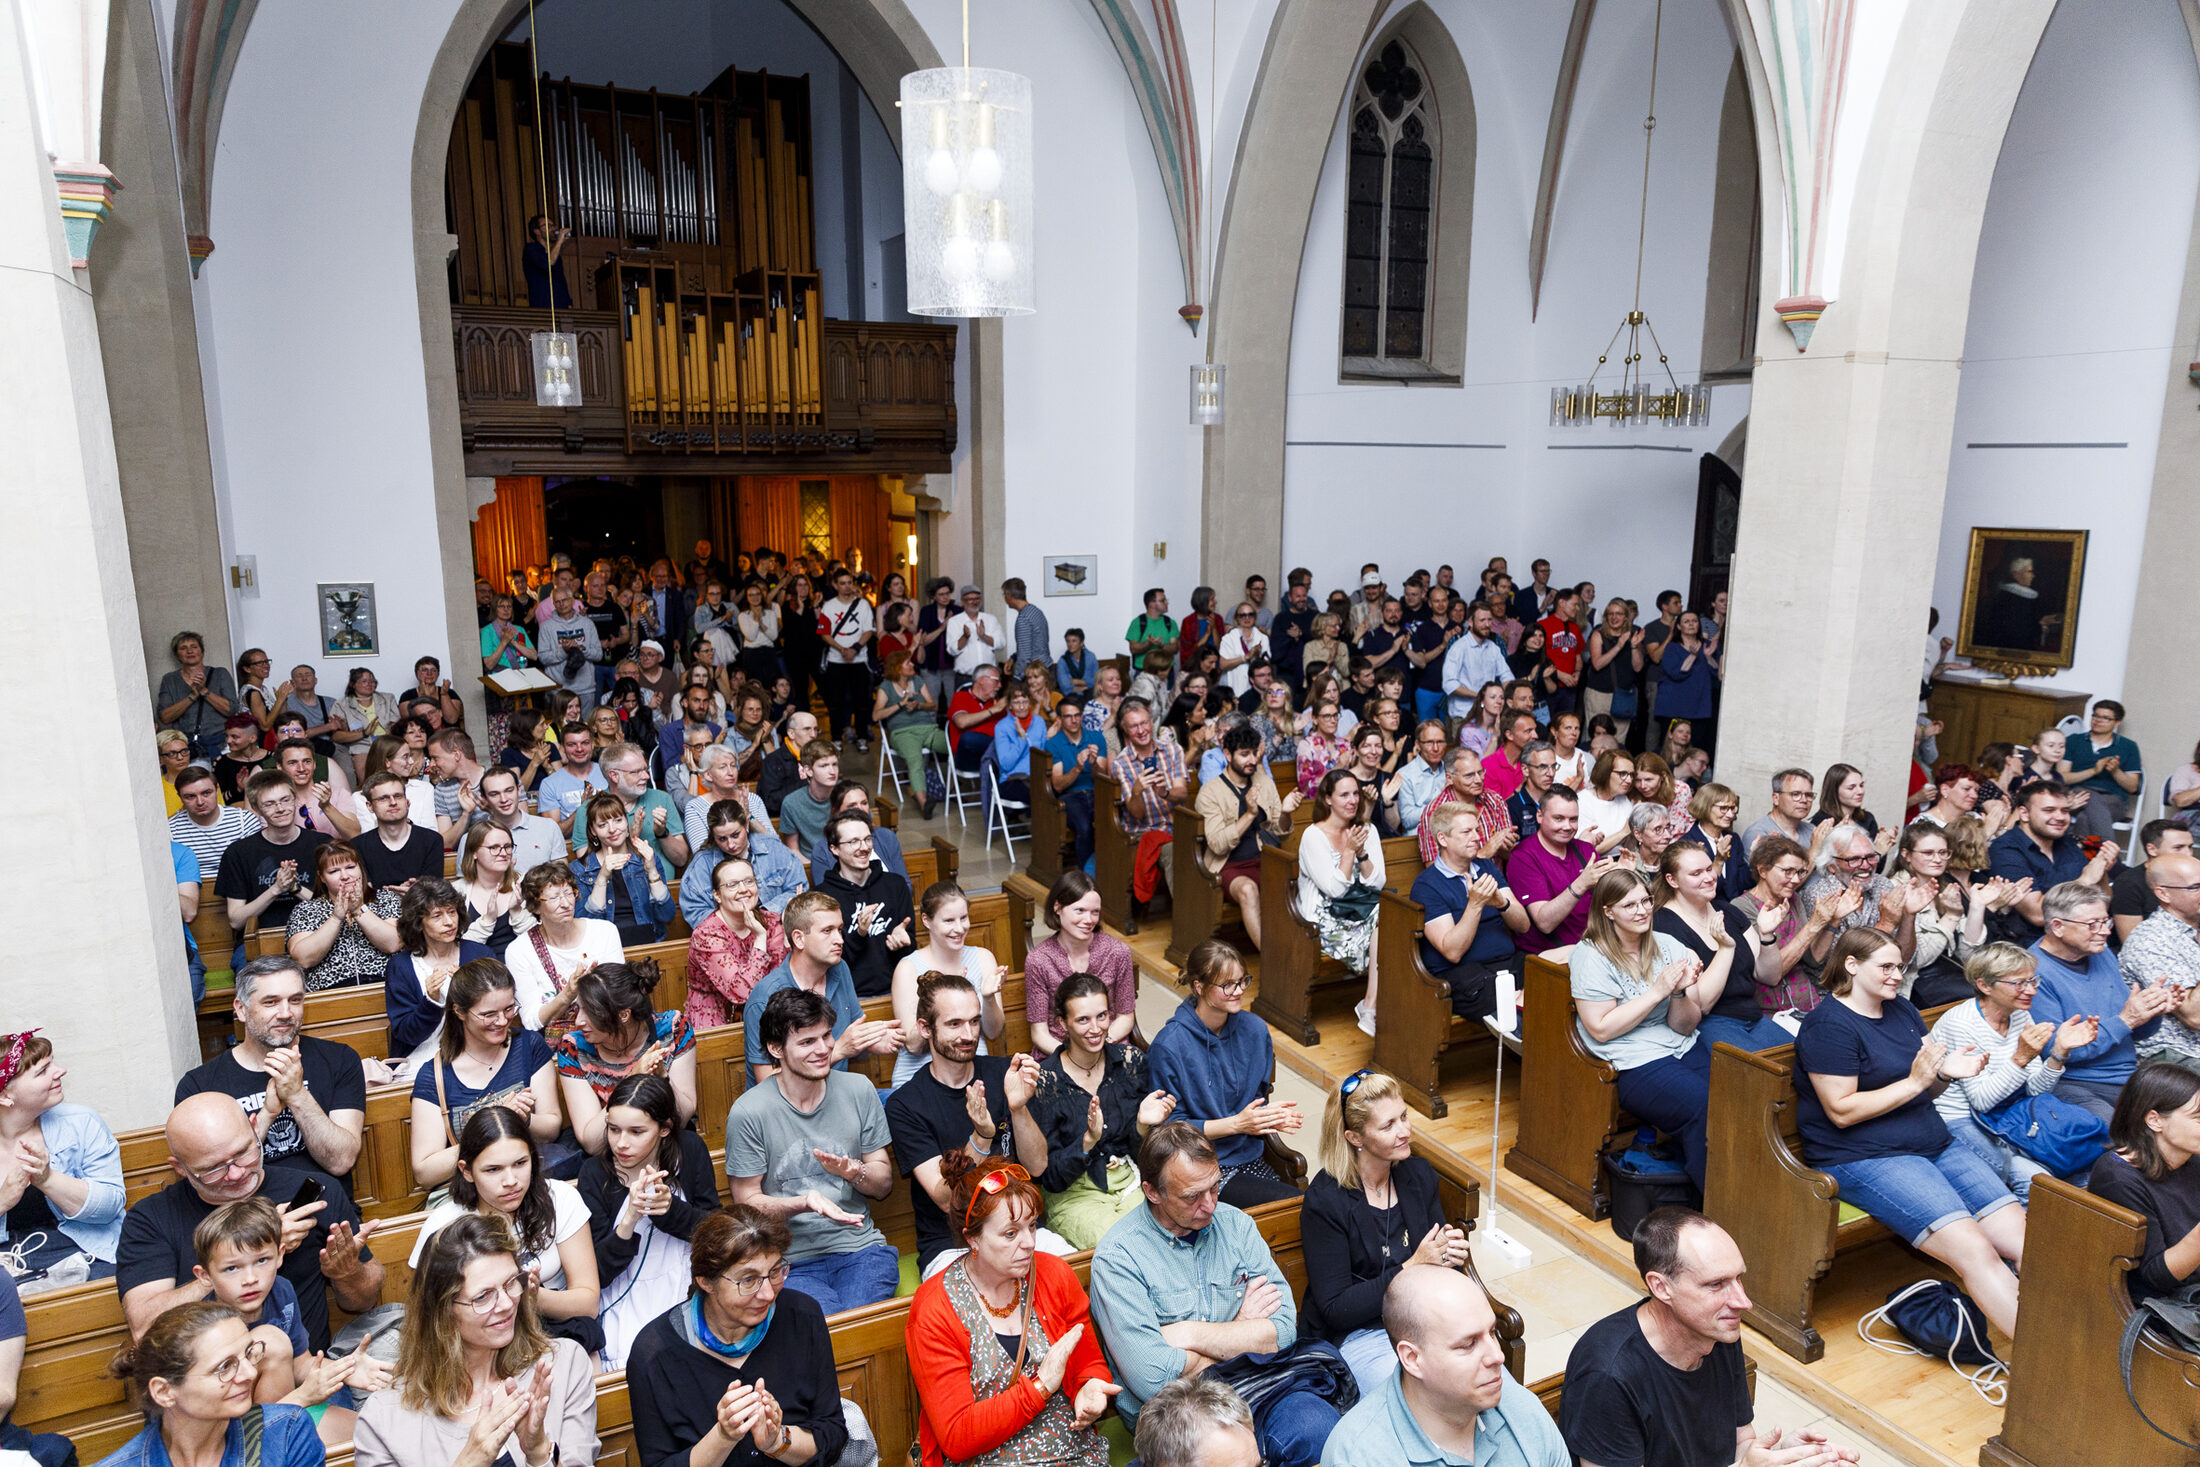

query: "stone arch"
xmin=1336 ymin=5 xmax=1476 ymax=384
xmin=403 ymin=0 xmax=1004 ymax=722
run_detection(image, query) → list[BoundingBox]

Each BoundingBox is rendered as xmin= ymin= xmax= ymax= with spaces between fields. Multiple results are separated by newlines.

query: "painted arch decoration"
xmin=171 ymin=0 xmax=262 ymax=274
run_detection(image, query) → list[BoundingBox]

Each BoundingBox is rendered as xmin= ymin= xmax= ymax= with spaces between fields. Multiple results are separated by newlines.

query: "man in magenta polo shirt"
xmin=1508 ymin=785 xmax=1617 ymax=953
xmin=1482 ymin=710 xmax=1538 ymax=804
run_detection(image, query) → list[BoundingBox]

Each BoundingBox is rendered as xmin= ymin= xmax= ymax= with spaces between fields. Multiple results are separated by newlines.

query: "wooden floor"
xmin=1114 ymin=904 xmax=2002 ymax=1467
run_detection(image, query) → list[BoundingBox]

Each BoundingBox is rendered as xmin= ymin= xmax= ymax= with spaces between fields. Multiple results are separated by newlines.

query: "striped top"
xmin=551 ymin=1008 xmax=697 ymax=1104
xmin=167 ymin=804 xmax=263 ymax=881
xmin=1926 ymin=998 xmax=2066 ymax=1124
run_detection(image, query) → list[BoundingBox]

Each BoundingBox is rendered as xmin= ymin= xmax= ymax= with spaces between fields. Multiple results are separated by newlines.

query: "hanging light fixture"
xmin=525 ymin=0 xmax=581 ymax=407
xmin=1550 ymin=0 xmax=1706 ymax=430
xmin=1189 ymin=364 xmax=1225 ymax=425
xmin=901 ymin=2 xmax=1035 ymax=317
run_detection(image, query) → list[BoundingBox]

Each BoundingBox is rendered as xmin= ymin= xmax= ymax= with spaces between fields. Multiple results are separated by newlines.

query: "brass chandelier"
xmin=1550 ymin=0 xmax=1709 ymax=430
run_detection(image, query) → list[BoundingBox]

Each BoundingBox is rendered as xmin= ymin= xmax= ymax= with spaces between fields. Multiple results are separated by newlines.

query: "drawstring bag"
xmin=1860 ymin=1280 xmax=2005 ymax=1404
xmin=2118 ymin=1281 xmax=2200 ymax=1448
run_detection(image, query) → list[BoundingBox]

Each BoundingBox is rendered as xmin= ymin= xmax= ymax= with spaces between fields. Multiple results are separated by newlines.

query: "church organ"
xmin=446 ymin=43 xmax=950 ymax=471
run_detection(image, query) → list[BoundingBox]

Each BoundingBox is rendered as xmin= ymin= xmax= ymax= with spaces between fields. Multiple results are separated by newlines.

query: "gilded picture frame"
xmin=1955 ymin=528 xmax=2086 ymax=675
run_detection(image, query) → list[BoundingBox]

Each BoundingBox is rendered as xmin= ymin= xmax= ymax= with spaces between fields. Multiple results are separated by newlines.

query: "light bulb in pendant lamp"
xmin=902 ymin=67 xmax=1035 ymax=317
xmin=1190 ymin=363 xmax=1225 ymax=426
xmin=532 ymin=331 xmax=581 ymax=408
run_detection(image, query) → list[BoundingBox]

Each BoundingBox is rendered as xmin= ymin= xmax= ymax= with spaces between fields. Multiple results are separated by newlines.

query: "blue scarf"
xmin=689 ymin=1294 xmax=774 ymax=1359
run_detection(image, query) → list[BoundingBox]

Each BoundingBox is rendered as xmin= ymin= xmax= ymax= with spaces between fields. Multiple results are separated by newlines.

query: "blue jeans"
xmin=1944 ymin=1114 xmax=2048 ymax=1205
xmin=0 ymin=1417 xmax=77 ymax=1467
xmin=1695 ymin=1014 xmax=1793 ymax=1053
xmin=1338 ymin=1326 xmax=1397 ymax=1396
xmin=1820 ymin=1140 xmax=2019 ymax=1247
xmin=784 ymin=1242 xmax=901 ymax=1316
xmin=1614 ymin=1041 xmax=1712 ymax=1188
xmin=1062 ymin=787 xmax=1096 ymax=866
xmin=188 ymin=943 xmax=206 ymax=1006
xmin=1253 ymin=1386 xmax=1342 ymax=1467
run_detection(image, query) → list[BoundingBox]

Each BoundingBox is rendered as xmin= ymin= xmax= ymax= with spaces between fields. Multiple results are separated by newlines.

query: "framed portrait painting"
xmin=1955 ymin=529 xmax=2086 ymax=673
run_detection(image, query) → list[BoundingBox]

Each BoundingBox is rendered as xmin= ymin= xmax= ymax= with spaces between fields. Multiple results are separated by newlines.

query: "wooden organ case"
xmin=446 ymin=43 xmax=955 ymax=476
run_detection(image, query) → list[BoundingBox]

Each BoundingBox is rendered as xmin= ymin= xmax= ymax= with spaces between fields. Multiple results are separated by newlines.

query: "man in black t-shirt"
xmin=212 ymin=714 xmax=267 ymax=805
xmin=881 ymin=975 xmax=1051 ymax=1276
xmin=115 ymin=1092 xmax=383 ymax=1349
xmin=175 ymin=956 xmax=367 ymax=1180
xmin=214 ymin=772 xmax=332 ymax=940
xmin=815 ymin=812 xmax=914 ymax=999
xmin=351 ymin=770 xmax=444 ymax=892
xmin=2112 ymin=818 xmax=2192 ymax=944
xmin=1561 ymin=1209 xmax=1856 ymax=1467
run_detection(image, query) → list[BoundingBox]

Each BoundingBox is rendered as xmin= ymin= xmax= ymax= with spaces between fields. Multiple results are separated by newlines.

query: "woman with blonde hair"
xmin=156 ymin=730 xmax=193 ymax=818
xmin=1301 ymin=1069 xmax=1471 ymax=1393
xmin=355 ymin=1214 xmax=598 ymax=1467
xmin=454 ymin=822 xmax=529 ymax=951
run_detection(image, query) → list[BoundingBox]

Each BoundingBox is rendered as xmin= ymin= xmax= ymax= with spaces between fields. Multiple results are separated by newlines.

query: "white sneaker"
xmin=1356 ymin=1001 xmax=1376 ymax=1037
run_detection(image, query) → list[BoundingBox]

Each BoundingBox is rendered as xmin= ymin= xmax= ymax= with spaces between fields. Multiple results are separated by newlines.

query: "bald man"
xmin=2126 ymin=854 xmax=2200 ymax=1071
xmin=114 ymin=1093 xmax=382 ymax=1346
xmin=1321 ymin=1266 xmax=1566 ymax=1467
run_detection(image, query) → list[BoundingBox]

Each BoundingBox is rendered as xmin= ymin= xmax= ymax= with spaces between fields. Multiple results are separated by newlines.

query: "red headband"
xmin=0 ymin=1030 xmax=42 ymax=1093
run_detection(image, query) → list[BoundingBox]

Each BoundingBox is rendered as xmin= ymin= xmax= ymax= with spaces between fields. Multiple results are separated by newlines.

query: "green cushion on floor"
xmin=1099 ymin=1412 xmax=1135 ymax=1466
xmin=897 ymin=1252 xmax=920 ymax=1298
xmin=1836 ymin=1201 xmax=1867 ymax=1226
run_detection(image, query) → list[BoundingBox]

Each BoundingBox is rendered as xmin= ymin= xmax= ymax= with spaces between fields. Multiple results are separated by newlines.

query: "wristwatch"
xmin=770 ymin=1425 xmax=792 ymax=1455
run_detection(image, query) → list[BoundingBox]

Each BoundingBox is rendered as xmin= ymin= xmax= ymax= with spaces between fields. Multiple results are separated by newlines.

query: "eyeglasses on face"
xmin=1992 ymin=975 xmax=2040 ymax=991
xmin=2052 ymin=915 xmax=2113 ymax=932
xmin=1207 ymin=975 xmax=1252 ymax=996
xmin=191 ymin=1146 xmax=259 ymax=1185
xmin=202 ymin=1339 xmax=268 ymax=1384
xmin=456 ymin=1275 xmax=527 ymax=1314
xmin=717 ymin=1261 xmax=793 ymax=1299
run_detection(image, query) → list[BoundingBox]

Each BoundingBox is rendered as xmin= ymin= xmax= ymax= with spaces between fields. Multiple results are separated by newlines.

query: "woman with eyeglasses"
xmin=454 ymin=822 xmax=529 ymax=953
xmin=627 ymin=1206 xmax=848 ymax=1467
xmin=410 ymin=960 xmax=562 ymax=1190
xmin=356 ymin=1215 xmax=598 ymax=1467
xmin=409 ymin=1108 xmax=601 ymax=1353
xmin=1146 ymin=939 xmax=1303 ymax=1208
xmin=384 ymin=879 xmax=497 ymax=1071
xmin=1924 ymin=943 xmax=2094 ymax=1207
xmin=1575 ymin=750 xmax=1636 ymax=855
xmin=1571 ymin=870 xmax=1728 ymax=1188
xmin=1892 ymin=822 xmax=2030 ymax=1008
xmin=907 ymin=1153 xmax=1118 ymax=1467
xmin=97 ymin=1302 xmax=324 ymax=1467
xmin=1793 ymin=927 xmax=2024 ymax=1338
xmin=1302 ymin=1069 xmax=1470 ymax=1395
xmin=684 ymin=858 xmax=788 ymax=1032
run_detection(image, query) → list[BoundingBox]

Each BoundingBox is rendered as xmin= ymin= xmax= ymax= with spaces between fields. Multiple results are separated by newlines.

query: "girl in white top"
xmin=1575 ymin=748 xmax=1637 ymax=854
xmin=455 ymin=821 xmax=533 ymax=951
xmin=1296 ymin=769 xmax=1387 ymax=1035
xmin=889 ymin=881 xmax=1005 ymax=1089
xmin=410 ymin=1107 xmax=599 ymax=1339
xmin=504 ymin=862 xmax=624 ymax=1031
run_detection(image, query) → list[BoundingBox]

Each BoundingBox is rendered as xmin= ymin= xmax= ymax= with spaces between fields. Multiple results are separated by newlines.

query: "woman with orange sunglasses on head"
xmin=906 ymin=1153 xmax=1119 ymax=1467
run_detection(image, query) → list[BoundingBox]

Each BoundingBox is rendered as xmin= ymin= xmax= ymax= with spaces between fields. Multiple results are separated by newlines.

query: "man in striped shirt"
xmin=167 ymin=764 xmax=262 ymax=880
xmin=1109 ymin=699 xmax=1187 ymax=916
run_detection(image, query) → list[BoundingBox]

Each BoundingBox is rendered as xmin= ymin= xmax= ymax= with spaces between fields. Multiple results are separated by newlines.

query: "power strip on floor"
xmin=1480 ymin=1225 xmax=1534 ymax=1272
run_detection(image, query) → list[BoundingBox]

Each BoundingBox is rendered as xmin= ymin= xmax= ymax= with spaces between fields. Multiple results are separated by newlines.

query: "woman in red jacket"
xmin=906 ymin=1154 xmax=1120 ymax=1467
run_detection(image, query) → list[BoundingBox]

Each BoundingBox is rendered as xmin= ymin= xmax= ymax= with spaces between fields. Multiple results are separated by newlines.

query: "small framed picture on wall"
xmin=1045 ymin=555 xmax=1098 ymax=597
xmin=318 ymin=582 xmax=380 ymax=657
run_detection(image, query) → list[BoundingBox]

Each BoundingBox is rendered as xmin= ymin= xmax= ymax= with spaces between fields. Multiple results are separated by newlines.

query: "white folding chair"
xmin=945 ymin=755 xmax=986 ymax=828
xmin=984 ymin=761 xmax=1029 ymax=858
xmin=876 ymin=739 xmax=905 ymax=801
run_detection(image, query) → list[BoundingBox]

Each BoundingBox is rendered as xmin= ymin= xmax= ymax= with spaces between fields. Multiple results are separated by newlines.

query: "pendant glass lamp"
xmin=901 ymin=67 xmax=1035 ymax=317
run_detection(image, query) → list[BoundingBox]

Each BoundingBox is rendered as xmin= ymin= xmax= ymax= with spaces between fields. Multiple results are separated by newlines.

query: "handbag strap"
xmin=243 ymin=1404 xmax=264 ymax=1467
xmin=2121 ymin=1300 xmax=2200 ymax=1448
xmin=433 ymin=1057 xmax=457 ymax=1148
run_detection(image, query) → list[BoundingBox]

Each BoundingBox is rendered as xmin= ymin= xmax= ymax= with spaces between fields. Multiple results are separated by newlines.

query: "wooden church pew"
xmin=1163 ymin=775 xmax=1313 ymax=968
xmin=1022 ymin=751 xmax=1071 ymax=892
xmin=1251 ymin=832 xmax=1424 ymax=1047
xmin=1700 ymin=1005 xmax=1958 ymax=1363
xmin=1983 ymin=1175 xmax=2200 ymax=1467
xmin=1503 ymin=953 xmax=1632 ymax=1220
xmin=1091 ymin=767 xmax=1144 ymax=933
xmin=1370 ymin=886 xmax=1495 ymax=1119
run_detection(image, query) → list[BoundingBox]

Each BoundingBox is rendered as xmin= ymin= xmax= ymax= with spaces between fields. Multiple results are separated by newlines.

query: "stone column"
xmin=0 ymin=10 xmax=203 ymax=1127
xmin=92 ymin=0 xmax=234 ymax=705
xmin=1716 ymin=0 xmax=2055 ymax=817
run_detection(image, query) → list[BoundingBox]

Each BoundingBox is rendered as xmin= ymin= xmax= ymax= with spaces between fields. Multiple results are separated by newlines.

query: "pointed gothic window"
xmin=1342 ymin=40 xmax=1440 ymax=375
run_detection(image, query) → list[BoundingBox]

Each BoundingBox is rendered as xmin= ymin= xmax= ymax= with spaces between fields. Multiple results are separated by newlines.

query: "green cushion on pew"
xmin=897 ymin=1252 xmax=920 ymax=1298
xmin=1099 ymin=1412 xmax=1135 ymax=1467
xmin=204 ymin=970 xmax=234 ymax=992
xmin=1837 ymin=1202 xmax=1866 ymax=1226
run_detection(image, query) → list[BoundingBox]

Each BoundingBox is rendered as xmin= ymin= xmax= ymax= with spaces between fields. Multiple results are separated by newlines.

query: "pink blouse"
xmin=684 ymin=908 xmax=789 ymax=1029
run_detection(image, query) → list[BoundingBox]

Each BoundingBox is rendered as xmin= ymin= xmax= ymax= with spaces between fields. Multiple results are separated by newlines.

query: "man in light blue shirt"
xmin=1442 ymin=602 xmax=1514 ymax=722
xmin=1396 ymin=721 xmax=1454 ymax=833
xmin=741 ymin=891 xmax=902 ymax=1083
xmin=1088 ymin=1123 xmax=1340 ymax=1463
xmin=1322 ymin=1266 xmax=1567 ymax=1467
xmin=681 ymin=800 xmax=806 ymax=924
xmin=535 ymin=723 xmax=606 ymax=836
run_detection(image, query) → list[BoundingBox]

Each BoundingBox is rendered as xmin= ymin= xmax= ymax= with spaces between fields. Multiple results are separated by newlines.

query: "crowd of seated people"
xmin=89 ymin=549 xmax=2193 ymax=1467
